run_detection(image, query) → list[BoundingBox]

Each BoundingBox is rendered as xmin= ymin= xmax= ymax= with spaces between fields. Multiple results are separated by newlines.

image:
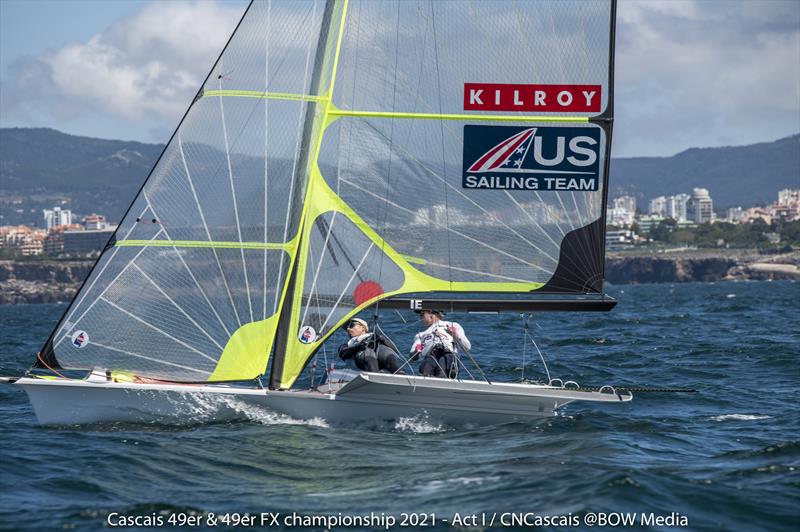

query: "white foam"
xmin=226 ymin=398 xmax=330 ymax=428
xmin=711 ymin=414 xmax=771 ymax=422
xmin=170 ymin=392 xmax=329 ymax=427
xmin=418 ymin=476 xmax=501 ymax=495
xmin=726 ymin=294 xmax=736 ymax=298
xmin=394 ymin=414 xmax=445 ymax=434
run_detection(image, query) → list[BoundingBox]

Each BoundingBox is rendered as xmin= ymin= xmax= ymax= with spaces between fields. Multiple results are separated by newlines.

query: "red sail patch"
xmin=464 ymin=83 xmax=601 ymax=113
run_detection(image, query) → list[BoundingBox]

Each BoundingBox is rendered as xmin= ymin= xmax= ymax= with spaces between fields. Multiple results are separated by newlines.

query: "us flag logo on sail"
xmin=462 ymin=125 xmax=600 ymax=191
xmin=71 ymin=330 xmax=89 ymax=348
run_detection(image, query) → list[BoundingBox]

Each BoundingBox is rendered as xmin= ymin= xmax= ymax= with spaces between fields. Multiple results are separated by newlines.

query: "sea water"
xmin=0 ymin=281 xmax=797 ymax=531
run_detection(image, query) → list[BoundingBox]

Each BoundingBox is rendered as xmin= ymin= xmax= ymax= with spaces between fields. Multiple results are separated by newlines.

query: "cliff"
xmin=1 ymin=254 xmax=798 ymax=305
xmin=0 ymin=260 xmax=92 ymax=304
xmin=606 ymin=252 xmax=800 ymax=284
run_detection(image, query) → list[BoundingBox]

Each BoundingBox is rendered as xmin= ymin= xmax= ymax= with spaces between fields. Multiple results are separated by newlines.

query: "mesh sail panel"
xmin=318 ymin=118 xmax=606 ymax=286
xmin=321 ymin=0 xmax=611 ymax=290
xmin=45 ymin=0 xmax=331 ymax=380
xmin=298 ymin=212 xmax=405 ymax=337
xmin=40 ymin=0 xmax=615 ymax=389
xmin=334 ymin=0 xmax=611 ymax=116
xmin=279 ymin=211 xmax=405 ymax=382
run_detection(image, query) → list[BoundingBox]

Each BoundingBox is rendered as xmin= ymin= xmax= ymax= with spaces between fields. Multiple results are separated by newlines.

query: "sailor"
xmin=338 ymin=318 xmax=404 ymax=374
xmin=409 ymin=309 xmax=471 ymax=379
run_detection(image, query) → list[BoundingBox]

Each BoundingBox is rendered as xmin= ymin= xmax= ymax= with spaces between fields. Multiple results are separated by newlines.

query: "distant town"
xmin=1 ymin=187 xmax=799 ymax=259
xmin=0 ymin=206 xmax=117 ymax=258
xmin=607 ymin=188 xmax=800 ymax=251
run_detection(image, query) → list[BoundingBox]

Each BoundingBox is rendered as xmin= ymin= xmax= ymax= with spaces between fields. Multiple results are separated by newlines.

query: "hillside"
xmin=0 ymin=128 xmax=797 ymax=226
xmin=610 ymin=134 xmax=799 ymax=208
xmin=0 ymin=128 xmax=162 ymax=225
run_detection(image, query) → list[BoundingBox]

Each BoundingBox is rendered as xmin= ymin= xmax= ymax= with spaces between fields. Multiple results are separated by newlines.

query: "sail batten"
xmin=203 ymin=90 xmax=327 ymax=102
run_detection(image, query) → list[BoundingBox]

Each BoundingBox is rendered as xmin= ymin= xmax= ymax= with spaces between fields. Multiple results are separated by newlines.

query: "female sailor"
xmin=409 ymin=309 xmax=471 ymax=379
xmin=338 ymin=318 xmax=403 ymax=374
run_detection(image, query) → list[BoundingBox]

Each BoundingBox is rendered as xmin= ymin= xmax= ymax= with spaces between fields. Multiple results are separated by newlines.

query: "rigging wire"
xmin=429 ymin=1 xmax=453 ymax=292
xmin=521 ymin=314 xmax=527 ymax=382
xmin=521 ymin=314 xmax=552 ymax=383
xmin=372 ymin=0 xmax=402 ymax=322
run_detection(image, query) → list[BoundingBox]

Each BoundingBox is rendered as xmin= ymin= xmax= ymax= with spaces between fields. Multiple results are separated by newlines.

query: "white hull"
xmin=16 ymin=373 xmax=631 ymax=426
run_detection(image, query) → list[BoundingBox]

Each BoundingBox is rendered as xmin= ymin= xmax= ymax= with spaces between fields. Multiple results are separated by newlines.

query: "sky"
xmin=1 ymin=0 xmax=798 ymax=158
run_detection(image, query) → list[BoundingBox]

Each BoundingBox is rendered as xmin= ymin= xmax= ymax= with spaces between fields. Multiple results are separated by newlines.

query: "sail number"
xmin=410 ymin=299 xmax=423 ymax=310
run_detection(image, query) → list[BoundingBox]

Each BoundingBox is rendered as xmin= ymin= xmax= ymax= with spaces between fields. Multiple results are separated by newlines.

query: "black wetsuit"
xmin=338 ymin=333 xmax=404 ymax=374
xmin=417 ymin=345 xmax=459 ymax=379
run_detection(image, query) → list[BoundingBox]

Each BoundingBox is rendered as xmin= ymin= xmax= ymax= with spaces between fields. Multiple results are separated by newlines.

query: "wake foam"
xmin=169 ymin=392 xmax=329 ymax=428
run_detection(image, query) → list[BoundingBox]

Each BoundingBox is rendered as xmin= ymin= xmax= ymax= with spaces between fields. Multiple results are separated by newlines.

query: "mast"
xmin=269 ymin=0 xmax=341 ymax=390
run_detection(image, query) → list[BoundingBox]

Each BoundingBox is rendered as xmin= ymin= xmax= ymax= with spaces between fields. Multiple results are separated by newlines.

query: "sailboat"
xmin=12 ymin=0 xmax=631 ymax=425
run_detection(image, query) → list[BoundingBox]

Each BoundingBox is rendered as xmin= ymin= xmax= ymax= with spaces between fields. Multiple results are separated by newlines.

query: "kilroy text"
xmin=464 ymin=83 xmax=601 ymax=113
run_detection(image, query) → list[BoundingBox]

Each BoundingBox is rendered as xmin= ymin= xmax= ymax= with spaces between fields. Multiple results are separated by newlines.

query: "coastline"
xmin=1 ymin=252 xmax=798 ymax=305
xmin=606 ymin=250 xmax=800 ymax=285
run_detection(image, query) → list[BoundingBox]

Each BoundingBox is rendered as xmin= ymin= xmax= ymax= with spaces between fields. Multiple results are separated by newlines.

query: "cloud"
xmin=2 ymin=0 xmax=798 ymax=156
xmin=614 ymin=0 xmax=800 ymax=157
xmin=1 ymin=1 xmax=242 ymax=134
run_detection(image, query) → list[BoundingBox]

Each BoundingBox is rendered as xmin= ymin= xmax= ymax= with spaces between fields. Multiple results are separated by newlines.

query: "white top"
xmin=409 ymin=321 xmax=471 ymax=358
xmin=347 ymin=332 xmax=371 ymax=348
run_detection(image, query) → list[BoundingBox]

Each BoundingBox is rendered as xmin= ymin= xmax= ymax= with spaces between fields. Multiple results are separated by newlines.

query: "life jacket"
xmin=413 ymin=322 xmax=456 ymax=358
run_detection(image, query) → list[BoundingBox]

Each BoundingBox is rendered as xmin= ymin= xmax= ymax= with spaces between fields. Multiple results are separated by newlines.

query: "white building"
xmin=606 ymin=228 xmax=636 ymax=250
xmin=687 ymin=188 xmax=714 ymax=224
xmin=609 ymin=195 xmax=636 ymax=227
xmin=726 ymin=207 xmax=744 ymax=223
xmin=613 ymin=195 xmax=637 ymax=213
xmin=43 ymin=206 xmax=73 ymax=231
xmin=778 ymin=189 xmax=800 ymax=206
xmin=83 ymin=214 xmax=110 ymax=230
xmin=666 ymin=193 xmax=690 ymax=222
xmin=636 ymin=214 xmax=665 ymax=233
xmin=648 ymin=196 xmax=667 ymax=216
xmin=609 ymin=207 xmax=635 ymax=227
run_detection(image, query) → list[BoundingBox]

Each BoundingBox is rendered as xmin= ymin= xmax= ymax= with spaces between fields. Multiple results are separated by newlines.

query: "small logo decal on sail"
xmin=298 ymin=326 xmax=317 ymax=344
xmin=71 ymin=330 xmax=89 ymax=349
xmin=462 ymin=125 xmax=601 ymax=191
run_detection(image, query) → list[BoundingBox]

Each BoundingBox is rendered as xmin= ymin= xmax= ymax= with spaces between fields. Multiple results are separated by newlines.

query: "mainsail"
xmin=36 ymin=0 xmax=616 ymax=391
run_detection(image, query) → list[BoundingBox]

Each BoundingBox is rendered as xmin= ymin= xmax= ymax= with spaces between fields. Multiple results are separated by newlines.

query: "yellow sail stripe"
xmin=328 ymin=108 xmax=590 ymax=123
xmin=400 ymin=254 xmax=427 ymax=265
xmin=202 ymin=89 xmax=326 ymax=103
xmin=200 ymin=90 xmax=589 ymax=123
xmin=116 ymin=239 xmax=292 ymax=250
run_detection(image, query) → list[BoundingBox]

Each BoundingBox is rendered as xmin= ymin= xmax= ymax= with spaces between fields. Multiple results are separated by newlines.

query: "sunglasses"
xmin=347 ymin=321 xmax=365 ymax=328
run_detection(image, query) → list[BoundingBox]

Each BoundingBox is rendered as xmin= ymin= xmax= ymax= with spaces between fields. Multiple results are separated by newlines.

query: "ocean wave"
xmin=718 ymin=441 xmax=800 ymax=459
xmin=710 ymin=414 xmax=771 ymax=422
xmin=416 ymin=475 xmax=501 ymax=495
